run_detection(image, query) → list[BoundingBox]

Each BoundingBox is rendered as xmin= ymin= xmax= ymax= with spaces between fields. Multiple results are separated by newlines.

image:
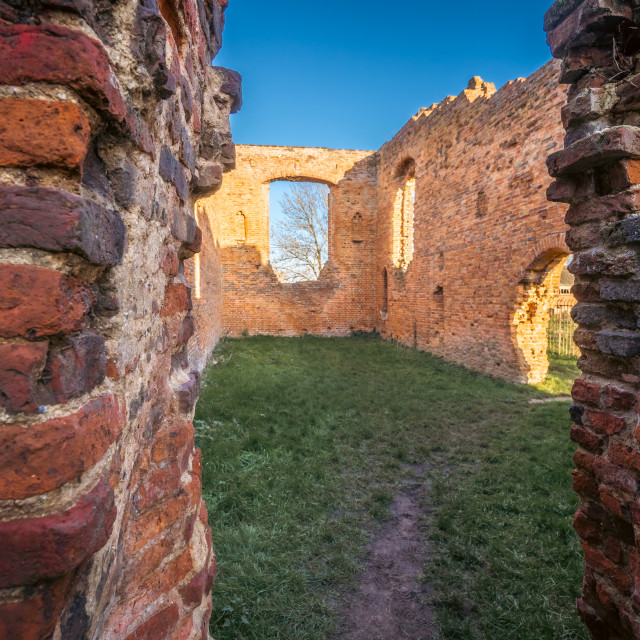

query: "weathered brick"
xmin=0 ymin=185 xmax=126 ymax=265
xmin=575 ymin=505 xmax=606 ymax=543
xmin=565 ymin=188 xmax=640 ymax=225
xmin=134 ymin=547 xmax=193 ymax=601
xmin=123 ymin=604 xmax=180 ymax=640
xmin=0 ymin=341 xmax=48 ymax=413
xmin=571 ymin=423 xmax=606 ymax=452
xmin=609 ymin=442 xmax=640 ymax=475
xmin=573 ymin=378 xmax=602 ymax=405
xmin=159 ymin=146 xmax=188 ymax=202
xmin=0 ymin=24 xmax=127 ymax=123
xmin=0 ymin=578 xmax=68 ymax=640
xmin=124 ymin=484 xmax=194 ymax=554
xmin=548 ymin=127 xmax=640 ymax=178
xmin=161 ymin=283 xmax=193 ymax=317
xmin=152 ymin=420 xmax=194 ymax=464
xmin=0 ymin=265 xmax=92 ymax=338
xmin=0 ymin=477 xmax=115 ymax=587
xmin=134 ymin=461 xmax=183 ymax=512
xmin=582 ymin=542 xmax=633 ymax=595
xmin=0 ymin=394 xmax=124 ymax=499
xmin=601 ymin=278 xmax=640 ymax=301
xmin=42 ymin=333 xmax=106 ymax=405
xmin=593 ymin=457 xmax=638 ymax=493
xmin=596 ymin=331 xmax=640 ymax=357
xmin=573 ymin=468 xmax=600 ymax=499
xmin=545 ymin=0 xmax=633 ymax=58
xmin=604 ymin=385 xmax=636 ymax=411
xmin=212 ymin=66 xmax=242 ymax=114
xmin=0 ymin=98 xmax=90 ymax=169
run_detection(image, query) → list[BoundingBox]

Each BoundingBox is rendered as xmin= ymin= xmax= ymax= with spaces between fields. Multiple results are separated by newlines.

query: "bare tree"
xmin=270 ymin=182 xmax=329 ymax=282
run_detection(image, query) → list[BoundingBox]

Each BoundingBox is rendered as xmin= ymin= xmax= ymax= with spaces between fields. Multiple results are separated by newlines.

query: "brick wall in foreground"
xmin=0 ymin=1 xmax=239 ymax=638
xmin=546 ymin=0 xmax=640 ymax=637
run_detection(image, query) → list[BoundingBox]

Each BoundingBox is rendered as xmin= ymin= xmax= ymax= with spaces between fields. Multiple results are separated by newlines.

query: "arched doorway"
xmin=512 ymin=248 xmax=574 ymax=384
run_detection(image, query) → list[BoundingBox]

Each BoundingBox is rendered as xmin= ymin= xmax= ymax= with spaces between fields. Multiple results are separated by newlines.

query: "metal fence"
xmin=547 ymin=302 xmax=580 ymax=356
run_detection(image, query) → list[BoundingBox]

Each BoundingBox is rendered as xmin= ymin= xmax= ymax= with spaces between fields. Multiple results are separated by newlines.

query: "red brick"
xmin=599 ymin=487 xmax=627 ymax=520
xmin=152 ymin=420 xmax=194 ymax=464
xmin=603 ymin=385 xmax=637 ymax=411
xmin=0 ymin=24 xmax=127 ymax=123
xmin=0 ymin=341 xmax=48 ymax=413
xmin=603 ymin=537 xmax=624 ymax=565
xmin=134 ymin=461 xmax=183 ymax=512
xmin=0 ymin=477 xmax=115 ymax=587
xmin=178 ymin=563 xmax=209 ymax=608
xmin=161 ymin=282 xmax=193 ymax=317
xmin=592 ymin=457 xmax=637 ymax=494
xmin=574 ymin=506 xmax=605 ymax=544
xmin=135 ymin=547 xmax=193 ymax=601
xmin=0 ymin=577 xmax=68 ymax=640
xmin=572 ymin=469 xmax=599 ymax=500
xmin=570 ymin=424 xmax=606 ymax=454
xmin=574 ymin=448 xmax=597 ymax=473
xmin=572 ymin=378 xmax=602 ymax=405
xmin=124 ymin=604 xmax=180 ymax=640
xmin=0 ymin=185 xmax=126 ymax=266
xmin=582 ymin=542 xmax=633 ymax=595
xmin=587 ymin=410 xmax=627 ymax=435
xmin=0 ymin=265 xmax=91 ymax=338
xmin=160 ymin=246 xmax=179 ymax=277
xmin=0 ymin=98 xmax=90 ymax=169
xmin=43 ymin=333 xmax=106 ymax=405
xmin=171 ymin=618 xmax=194 ymax=640
xmin=0 ymin=394 xmax=124 ymax=499
xmin=125 ymin=485 xmax=193 ymax=554
xmin=609 ymin=442 xmax=640 ymax=475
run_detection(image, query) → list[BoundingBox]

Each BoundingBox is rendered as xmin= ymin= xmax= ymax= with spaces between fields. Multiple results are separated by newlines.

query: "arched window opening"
xmin=351 ymin=213 xmax=363 ymax=243
xmin=193 ymin=202 xmax=202 ymax=299
xmin=268 ymin=180 xmax=330 ymax=283
xmin=513 ymin=251 xmax=576 ymax=384
xmin=392 ymin=159 xmax=416 ymax=269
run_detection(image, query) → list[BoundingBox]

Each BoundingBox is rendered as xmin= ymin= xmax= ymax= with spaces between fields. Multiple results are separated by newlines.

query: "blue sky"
xmin=214 ymin=0 xmax=556 ymax=151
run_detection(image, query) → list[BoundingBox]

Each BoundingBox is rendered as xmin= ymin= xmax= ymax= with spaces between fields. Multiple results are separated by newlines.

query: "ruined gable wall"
xmin=371 ymin=61 xmax=569 ymax=382
xmin=0 ymin=1 xmax=239 ymax=638
xmin=546 ymin=0 xmax=640 ymax=636
xmin=194 ymin=144 xmax=377 ymax=349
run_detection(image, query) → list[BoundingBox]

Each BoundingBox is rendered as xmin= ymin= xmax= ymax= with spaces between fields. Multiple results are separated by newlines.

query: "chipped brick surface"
xmin=0 ymin=0 xmax=235 ymax=636
xmin=546 ymin=0 xmax=640 ymax=635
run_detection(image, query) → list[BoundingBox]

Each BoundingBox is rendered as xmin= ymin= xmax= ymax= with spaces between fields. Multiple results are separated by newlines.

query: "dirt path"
xmin=332 ymin=471 xmax=437 ymax=640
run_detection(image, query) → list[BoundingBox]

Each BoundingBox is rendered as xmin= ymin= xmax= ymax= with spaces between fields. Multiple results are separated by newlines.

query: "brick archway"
xmin=512 ymin=241 xmax=572 ymax=384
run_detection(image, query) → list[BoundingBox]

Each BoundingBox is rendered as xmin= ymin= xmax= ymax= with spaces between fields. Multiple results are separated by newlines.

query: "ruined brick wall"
xmin=193 ymin=144 xmax=377 ymax=349
xmin=0 ymin=1 xmax=239 ymax=638
xmin=546 ymin=0 xmax=640 ymax=636
xmin=207 ymin=65 xmax=568 ymax=383
xmin=372 ymin=62 xmax=569 ymax=383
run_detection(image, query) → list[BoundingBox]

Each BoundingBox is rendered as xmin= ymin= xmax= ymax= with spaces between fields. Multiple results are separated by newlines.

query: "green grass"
xmin=535 ymin=353 xmax=580 ymax=396
xmin=195 ymin=336 xmax=585 ymax=639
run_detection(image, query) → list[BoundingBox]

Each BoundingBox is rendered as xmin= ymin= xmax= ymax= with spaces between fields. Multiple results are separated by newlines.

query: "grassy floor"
xmin=535 ymin=353 xmax=580 ymax=396
xmin=195 ymin=336 xmax=586 ymax=639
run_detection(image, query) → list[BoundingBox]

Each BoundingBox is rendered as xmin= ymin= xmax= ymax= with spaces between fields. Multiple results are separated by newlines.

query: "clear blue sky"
xmin=214 ymin=0 xmax=556 ymax=151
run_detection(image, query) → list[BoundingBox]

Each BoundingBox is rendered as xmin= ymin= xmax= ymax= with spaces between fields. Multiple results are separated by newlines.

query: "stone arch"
xmin=512 ymin=237 xmax=572 ymax=384
xmin=392 ymin=158 xmax=416 ymax=269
